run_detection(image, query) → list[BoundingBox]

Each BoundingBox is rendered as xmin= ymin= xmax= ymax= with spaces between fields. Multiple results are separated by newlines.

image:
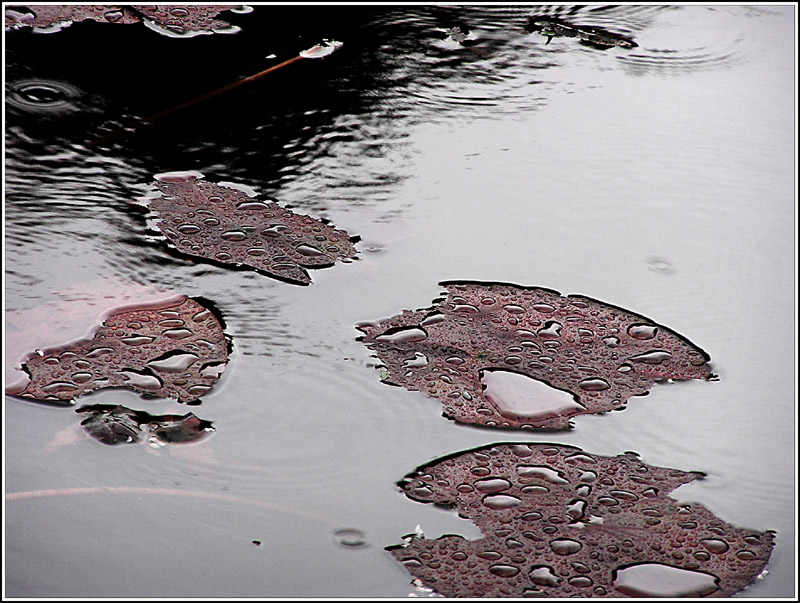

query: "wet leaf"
xmin=76 ymin=404 xmax=214 ymax=446
xmin=6 ymin=296 xmax=229 ymax=404
xmin=389 ymin=443 xmax=774 ymax=598
xmin=358 ymin=281 xmax=712 ymax=429
xmin=146 ymin=172 xmax=359 ymax=285
xmin=526 ymin=15 xmax=639 ymax=49
xmin=5 ymin=5 xmax=246 ymax=36
xmin=5 ymin=5 xmax=141 ymax=31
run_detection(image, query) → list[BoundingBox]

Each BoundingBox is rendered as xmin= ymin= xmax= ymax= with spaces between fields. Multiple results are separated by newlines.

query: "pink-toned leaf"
xmin=131 ymin=5 xmax=243 ymax=37
xmin=358 ymin=281 xmax=712 ymax=429
xmin=5 ymin=5 xmax=141 ymax=30
xmin=390 ymin=443 xmax=774 ymax=598
xmin=5 ymin=5 xmax=245 ymax=36
xmin=146 ymin=172 xmax=359 ymax=285
xmin=6 ymin=296 xmax=229 ymax=404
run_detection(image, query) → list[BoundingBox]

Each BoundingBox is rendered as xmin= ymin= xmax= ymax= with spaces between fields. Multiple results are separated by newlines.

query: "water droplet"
xmin=613 ymin=563 xmax=719 ymax=597
xmin=403 ymin=352 xmax=428 ymax=368
xmin=71 ymin=372 xmax=93 ymax=383
xmin=155 ymin=171 xmax=202 ymax=183
xmin=221 ymin=229 xmax=248 ymax=241
xmin=474 ymin=477 xmax=512 ymax=493
xmin=162 ymin=328 xmax=193 ymax=339
xmin=236 ymin=199 xmax=272 ymax=211
xmin=147 ymin=352 xmax=199 ymax=372
xmin=120 ymin=370 xmax=163 ymax=391
xmin=578 ymin=377 xmax=610 ymax=391
xmin=452 ymin=303 xmax=479 ymax=313
xmin=700 ymin=538 xmax=729 ymax=554
xmin=529 ymin=566 xmax=560 ymax=587
xmin=603 ymin=336 xmax=620 ymax=347
xmin=420 ymin=313 xmax=445 ymax=326
xmin=503 ymin=304 xmax=526 ymax=314
xmin=295 ymin=244 xmax=326 ymax=257
xmin=628 ymin=323 xmax=658 ymax=340
xmin=611 ymin=489 xmax=638 ymax=501
xmin=482 ymin=494 xmax=522 ymax=510
xmin=481 ymin=369 xmax=583 ymax=421
xmin=736 ymin=550 xmax=757 ymax=560
xmin=375 ymin=326 xmax=427 ymax=343
xmin=537 ymin=321 xmax=562 ymax=338
xmin=531 ymin=303 xmax=555 ymax=313
xmin=550 ymin=538 xmax=581 ymax=555
xmin=42 ymin=381 xmax=79 ymax=394
xmin=517 ymin=465 xmax=569 ymax=484
xmin=186 ymin=384 xmax=211 ymax=397
xmin=477 ymin=550 xmax=502 ymax=561
xmin=177 ymin=224 xmax=201 ymax=234
xmin=489 ymin=564 xmax=520 ymax=578
xmin=630 ymin=350 xmax=672 ymax=364
xmin=120 ymin=336 xmax=155 ymax=346
xmin=566 ymin=500 xmax=587 ymax=520
xmin=569 ymin=576 xmax=593 ymax=587
xmin=158 ymin=318 xmax=185 ymax=328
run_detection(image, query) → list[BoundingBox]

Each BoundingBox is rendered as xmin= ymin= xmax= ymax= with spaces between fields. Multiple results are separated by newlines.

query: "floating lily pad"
xmin=526 ymin=15 xmax=638 ymax=49
xmin=145 ymin=172 xmax=359 ymax=285
xmin=5 ymin=5 xmax=246 ymax=36
xmin=357 ymin=281 xmax=712 ymax=429
xmin=6 ymin=296 xmax=229 ymax=404
xmin=389 ymin=443 xmax=774 ymax=598
xmin=77 ymin=404 xmax=214 ymax=446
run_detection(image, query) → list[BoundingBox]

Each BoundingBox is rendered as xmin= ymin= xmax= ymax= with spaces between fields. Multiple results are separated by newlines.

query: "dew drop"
xmin=578 ymin=377 xmax=610 ymax=391
xmin=473 ymin=477 xmax=512 ymax=493
xmin=700 ymin=538 xmax=729 ymax=554
xmin=613 ymin=563 xmax=719 ymax=597
xmin=529 ymin=566 xmax=560 ymax=587
xmin=221 ymin=229 xmax=248 ymax=241
xmin=147 ymin=352 xmax=199 ymax=372
xmin=120 ymin=336 xmax=155 ymax=346
xmin=517 ymin=465 xmax=569 ymax=484
xmin=628 ymin=323 xmax=658 ymax=340
xmin=296 ymin=244 xmax=326 ymax=257
xmin=489 ymin=564 xmax=520 ymax=578
xmin=482 ymin=494 xmax=522 ymax=510
xmin=550 ymin=538 xmax=581 ymax=555
xmin=42 ymin=381 xmax=78 ymax=394
xmin=120 ymin=370 xmax=163 ymax=391
xmin=177 ymin=224 xmax=201 ymax=234
xmin=71 ymin=372 xmax=93 ymax=383
xmin=537 ymin=321 xmax=562 ymax=338
xmin=162 ymin=328 xmax=193 ymax=339
xmin=375 ymin=327 xmax=427 ymax=343
xmin=630 ymin=350 xmax=672 ymax=364
xmin=481 ymin=369 xmax=583 ymax=421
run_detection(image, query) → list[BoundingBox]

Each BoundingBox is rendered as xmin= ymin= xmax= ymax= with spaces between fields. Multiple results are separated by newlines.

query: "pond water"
xmin=4 ymin=4 xmax=795 ymax=598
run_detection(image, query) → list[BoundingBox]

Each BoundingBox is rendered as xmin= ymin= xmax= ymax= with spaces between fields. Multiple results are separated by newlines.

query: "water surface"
xmin=4 ymin=5 xmax=795 ymax=597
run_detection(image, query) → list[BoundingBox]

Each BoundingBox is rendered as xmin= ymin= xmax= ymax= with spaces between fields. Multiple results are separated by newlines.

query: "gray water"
xmin=4 ymin=4 xmax=796 ymax=598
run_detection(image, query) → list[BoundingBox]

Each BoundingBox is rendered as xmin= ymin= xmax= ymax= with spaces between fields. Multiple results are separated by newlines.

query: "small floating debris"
xmin=526 ymin=15 xmax=638 ymax=49
xmin=357 ymin=281 xmax=712 ymax=429
xmin=5 ymin=5 xmax=248 ymax=37
xmin=145 ymin=172 xmax=359 ymax=285
xmin=6 ymin=296 xmax=229 ymax=404
xmin=77 ymin=404 xmax=214 ymax=446
xmin=388 ymin=443 xmax=774 ymax=598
